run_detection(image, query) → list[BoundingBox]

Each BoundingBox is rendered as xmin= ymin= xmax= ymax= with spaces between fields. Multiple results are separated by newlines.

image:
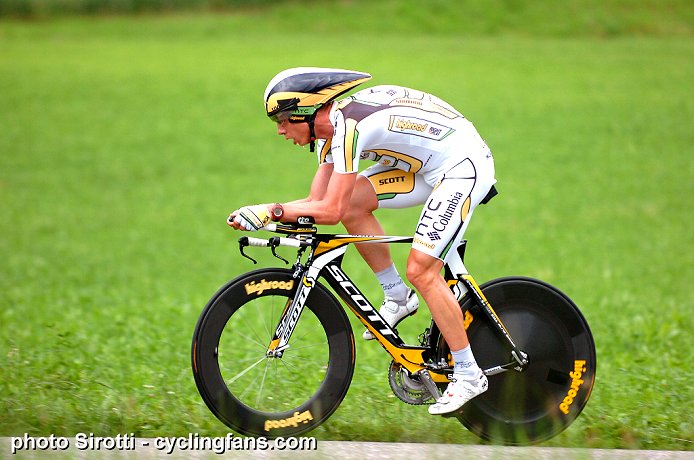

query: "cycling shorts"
xmin=360 ymin=150 xmax=496 ymax=262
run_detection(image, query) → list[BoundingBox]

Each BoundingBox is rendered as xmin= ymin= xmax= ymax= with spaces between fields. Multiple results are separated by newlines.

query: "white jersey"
xmin=317 ymin=85 xmax=491 ymax=186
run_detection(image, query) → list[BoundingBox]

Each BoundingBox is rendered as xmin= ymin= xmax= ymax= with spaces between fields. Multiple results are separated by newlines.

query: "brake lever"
xmin=238 ymin=237 xmax=258 ymax=264
xmin=269 ymin=237 xmax=289 ymax=265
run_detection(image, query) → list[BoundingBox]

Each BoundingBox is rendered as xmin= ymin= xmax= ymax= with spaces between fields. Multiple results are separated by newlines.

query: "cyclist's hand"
xmin=228 ymin=205 xmax=271 ymax=232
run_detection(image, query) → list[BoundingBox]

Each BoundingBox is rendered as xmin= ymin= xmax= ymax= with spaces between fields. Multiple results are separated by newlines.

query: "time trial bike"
xmin=191 ymin=220 xmax=595 ymax=445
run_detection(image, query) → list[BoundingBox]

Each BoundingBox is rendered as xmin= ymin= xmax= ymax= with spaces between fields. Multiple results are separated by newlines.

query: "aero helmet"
xmin=264 ymin=67 xmax=371 ymax=123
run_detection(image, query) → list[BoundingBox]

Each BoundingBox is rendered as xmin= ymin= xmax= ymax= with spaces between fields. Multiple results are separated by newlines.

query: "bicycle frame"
xmin=195 ymin=221 xmax=594 ymax=443
xmin=243 ymin=225 xmax=527 ymax=385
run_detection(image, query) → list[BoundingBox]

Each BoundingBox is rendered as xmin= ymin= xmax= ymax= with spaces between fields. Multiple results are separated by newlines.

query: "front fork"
xmin=265 ymin=257 xmax=313 ymax=358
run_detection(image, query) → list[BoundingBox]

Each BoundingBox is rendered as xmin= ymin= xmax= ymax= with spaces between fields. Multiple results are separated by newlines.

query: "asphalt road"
xmin=2 ymin=438 xmax=693 ymax=460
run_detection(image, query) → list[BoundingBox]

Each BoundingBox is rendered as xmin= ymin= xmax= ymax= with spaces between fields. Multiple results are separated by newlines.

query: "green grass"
xmin=1 ymin=6 xmax=693 ymax=451
xmin=1 ymin=0 xmax=693 ymax=38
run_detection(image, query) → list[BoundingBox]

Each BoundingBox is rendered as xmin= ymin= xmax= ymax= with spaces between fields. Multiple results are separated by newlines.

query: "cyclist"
xmin=229 ymin=67 xmax=496 ymax=415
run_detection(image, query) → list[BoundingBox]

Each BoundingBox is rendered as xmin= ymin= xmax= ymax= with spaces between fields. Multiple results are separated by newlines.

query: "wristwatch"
xmin=270 ymin=203 xmax=284 ymax=222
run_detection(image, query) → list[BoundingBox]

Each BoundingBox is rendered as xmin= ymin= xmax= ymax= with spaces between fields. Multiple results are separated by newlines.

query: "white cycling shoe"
xmin=362 ymin=289 xmax=419 ymax=340
xmin=428 ymin=372 xmax=488 ymax=415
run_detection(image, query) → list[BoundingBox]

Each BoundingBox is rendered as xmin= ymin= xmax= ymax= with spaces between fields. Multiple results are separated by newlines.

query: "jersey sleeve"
xmin=316 ymin=139 xmax=333 ymax=165
xmin=328 ymin=109 xmax=360 ymax=174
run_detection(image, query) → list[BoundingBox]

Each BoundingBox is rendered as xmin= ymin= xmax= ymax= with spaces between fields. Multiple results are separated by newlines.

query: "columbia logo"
xmin=427 ymin=232 xmax=441 ymax=241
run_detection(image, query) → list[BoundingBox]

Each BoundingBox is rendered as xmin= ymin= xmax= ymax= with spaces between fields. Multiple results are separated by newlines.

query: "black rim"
xmin=192 ymin=269 xmax=355 ymax=438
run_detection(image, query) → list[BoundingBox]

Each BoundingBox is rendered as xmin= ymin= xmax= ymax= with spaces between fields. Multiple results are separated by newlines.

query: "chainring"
xmin=388 ymin=361 xmax=434 ymax=405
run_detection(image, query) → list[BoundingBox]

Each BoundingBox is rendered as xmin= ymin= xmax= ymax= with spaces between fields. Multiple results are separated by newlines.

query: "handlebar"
xmin=238 ymin=221 xmax=315 ymax=264
xmin=240 ymin=236 xmax=306 ymax=248
xmin=235 ymin=218 xmax=412 ymax=264
xmin=227 ymin=215 xmax=317 ymax=236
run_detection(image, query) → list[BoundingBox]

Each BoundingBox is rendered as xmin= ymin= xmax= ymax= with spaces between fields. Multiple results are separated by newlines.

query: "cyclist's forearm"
xmin=281 ymin=171 xmax=355 ymax=224
xmin=281 ymin=200 xmax=343 ymax=225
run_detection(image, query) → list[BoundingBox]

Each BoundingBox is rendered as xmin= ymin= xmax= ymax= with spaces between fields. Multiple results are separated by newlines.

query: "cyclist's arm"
xmin=279 ymin=167 xmax=356 ymax=225
xmin=228 ymin=163 xmax=340 ymax=231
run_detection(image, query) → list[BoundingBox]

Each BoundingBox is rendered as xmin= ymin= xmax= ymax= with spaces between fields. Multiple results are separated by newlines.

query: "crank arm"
xmin=415 ymin=369 xmax=442 ymax=400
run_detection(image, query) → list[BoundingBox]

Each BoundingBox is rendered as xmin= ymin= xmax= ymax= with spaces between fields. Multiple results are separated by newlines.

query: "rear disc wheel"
xmin=438 ymin=277 xmax=596 ymax=444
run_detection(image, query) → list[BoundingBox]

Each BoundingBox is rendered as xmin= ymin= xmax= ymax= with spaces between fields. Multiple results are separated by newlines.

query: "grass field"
xmin=1 ymin=3 xmax=693 ymax=451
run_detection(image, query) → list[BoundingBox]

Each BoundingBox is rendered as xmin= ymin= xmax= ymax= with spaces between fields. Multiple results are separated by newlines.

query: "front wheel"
xmin=436 ymin=277 xmax=596 ymax=445
xmin=192 ymin=268 xmax=355 ymax=438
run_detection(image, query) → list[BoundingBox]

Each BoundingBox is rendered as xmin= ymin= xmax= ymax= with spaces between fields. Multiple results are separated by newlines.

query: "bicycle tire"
xmin=436 ymin=277 xmax=596 ymax=445
xmin=192 ymin=268 xmax=355 ymax=438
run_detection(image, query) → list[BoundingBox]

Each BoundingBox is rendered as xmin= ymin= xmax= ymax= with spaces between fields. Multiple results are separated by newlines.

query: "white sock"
xmin=451 ymin=345 xmax=480 ymax=380
xmin=375 ymin=264 xmax=408 ymax=301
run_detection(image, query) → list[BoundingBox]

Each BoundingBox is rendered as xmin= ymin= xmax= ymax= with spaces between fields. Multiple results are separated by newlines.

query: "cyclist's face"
xmin=277 ymin=119 xmax=311 ymax=146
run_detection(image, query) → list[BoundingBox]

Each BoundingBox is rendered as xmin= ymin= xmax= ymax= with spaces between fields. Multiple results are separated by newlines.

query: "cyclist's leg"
xmin=342 ymin=165 xmax=431 ymax=273
xmin=341 ymin=174 xmax=389 ymax=273
xmin=406 ymin=158 xmax=495 ymax=413
xmin=343 ymin=166 xmax=432 ymax=339
xmin=408 ymin=251 xmax=468 ymax=347
xmin=408 ymin=158 xmax=495 ymax=342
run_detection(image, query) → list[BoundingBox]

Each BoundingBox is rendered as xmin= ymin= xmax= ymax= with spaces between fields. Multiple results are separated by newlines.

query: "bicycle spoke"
xmin=241 ymin=310 xmax=275 ymax=350
xmin=275 ymin=356 xmax=298 ymax=371
xmin=255 ymin=358 xmax=272 ymax=408
xmin=228 ymin=353 xmax=268 ymax=369
xmin=225 ymin=355 xmax=267 ymax=385
xmin=260 ymin=297 xmax=276 ymax=339
xmin=287 ymin=327 xmax=326 ymax=348
xmin=236 ymin=370 xmax=260 ymax=402
xmin=234 ymin=329 xmax=269 ymax=351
